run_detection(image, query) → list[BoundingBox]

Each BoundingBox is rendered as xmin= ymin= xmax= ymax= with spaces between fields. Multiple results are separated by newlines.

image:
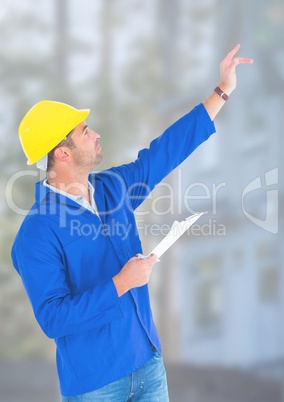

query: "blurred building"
xmin=148 ymin=0 xmax=284 ymax=381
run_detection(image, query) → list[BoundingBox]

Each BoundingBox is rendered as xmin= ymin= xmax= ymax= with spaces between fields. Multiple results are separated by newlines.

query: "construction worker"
xmin=11 ymin=45 xmax=252 ymax=401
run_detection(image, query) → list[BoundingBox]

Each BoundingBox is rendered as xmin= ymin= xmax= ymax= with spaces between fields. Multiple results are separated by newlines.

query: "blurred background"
xmin=0 ymin=0 xmax=283 ymax=401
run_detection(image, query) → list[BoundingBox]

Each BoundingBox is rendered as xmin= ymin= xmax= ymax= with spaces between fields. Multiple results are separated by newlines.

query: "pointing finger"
xmin=225 ymin=44 xmax=241 ymax=60
xmin=233 ymin=57 xmax=254 ymax=65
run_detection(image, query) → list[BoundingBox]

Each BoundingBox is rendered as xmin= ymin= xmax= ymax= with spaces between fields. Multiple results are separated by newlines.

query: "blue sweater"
xmin=11 ymin=104 xmax=215 ymax=396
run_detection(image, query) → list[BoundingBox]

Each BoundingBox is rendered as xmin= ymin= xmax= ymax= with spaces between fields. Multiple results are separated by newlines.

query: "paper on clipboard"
xmin=148 ymin=212 xmax=204 ymax=259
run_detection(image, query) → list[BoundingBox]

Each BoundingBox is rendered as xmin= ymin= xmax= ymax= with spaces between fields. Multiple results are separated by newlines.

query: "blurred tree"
xmin=0 ymin=0 xmax=72 ymax=360
xmin=55 ymin=0 xmax=68 ymax=89
xmin=89 ymin=0 xmax=118 ymax=168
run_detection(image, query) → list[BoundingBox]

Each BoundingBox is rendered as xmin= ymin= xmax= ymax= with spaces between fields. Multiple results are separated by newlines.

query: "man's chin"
xmin=97 ymin=153 xmax=103 ymax=165
xmin=91 ymin=154 xmax=103 ymax=170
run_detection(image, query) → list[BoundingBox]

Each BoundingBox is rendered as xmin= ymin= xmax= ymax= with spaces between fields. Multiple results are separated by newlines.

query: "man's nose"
xmin=92 ymin=130 xmax=100 ymax=140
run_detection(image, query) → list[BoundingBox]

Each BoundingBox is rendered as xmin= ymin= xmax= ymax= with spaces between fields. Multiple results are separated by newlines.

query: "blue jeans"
xmin=62 ymin=351 xmax=169 ymax=401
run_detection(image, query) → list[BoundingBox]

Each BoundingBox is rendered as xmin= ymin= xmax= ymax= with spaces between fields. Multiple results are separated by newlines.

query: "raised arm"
xmin=203 ymin=44 xmax=253 ymax=121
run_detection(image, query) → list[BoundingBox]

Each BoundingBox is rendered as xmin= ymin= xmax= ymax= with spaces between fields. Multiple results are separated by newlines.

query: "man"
xmin=11 ymin=45 xmax=252 ymax=401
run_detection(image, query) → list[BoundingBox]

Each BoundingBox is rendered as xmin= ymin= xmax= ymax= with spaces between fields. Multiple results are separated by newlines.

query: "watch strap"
xmin=214 ymin=86 xmax=229 ymax=101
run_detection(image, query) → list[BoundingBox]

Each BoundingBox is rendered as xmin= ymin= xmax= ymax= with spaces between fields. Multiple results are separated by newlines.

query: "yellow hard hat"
xmin=18 ymin=100 xmax=90 ymax=165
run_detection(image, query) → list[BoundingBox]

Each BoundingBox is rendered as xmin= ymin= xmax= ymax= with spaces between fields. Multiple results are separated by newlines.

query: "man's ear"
xmin=53 ymin=146 xmax=71 ymax=163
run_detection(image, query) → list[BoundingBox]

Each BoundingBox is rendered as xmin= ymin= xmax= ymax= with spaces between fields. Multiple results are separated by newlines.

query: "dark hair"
xmin=47 ymin=129 xmax=75 ymax=172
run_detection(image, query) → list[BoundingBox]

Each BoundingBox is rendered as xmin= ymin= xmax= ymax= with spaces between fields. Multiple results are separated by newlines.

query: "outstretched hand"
xmin=219 ymin=44 xmax=253 ymax=95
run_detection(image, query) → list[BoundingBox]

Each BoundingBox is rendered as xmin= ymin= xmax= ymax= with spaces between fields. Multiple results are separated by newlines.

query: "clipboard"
xmin=137 ymin=212 xmax=204 ymax=259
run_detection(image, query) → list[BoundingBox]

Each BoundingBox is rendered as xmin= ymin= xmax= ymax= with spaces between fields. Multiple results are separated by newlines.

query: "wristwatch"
xmin=214 ymin=86 xmax=229 ymax=101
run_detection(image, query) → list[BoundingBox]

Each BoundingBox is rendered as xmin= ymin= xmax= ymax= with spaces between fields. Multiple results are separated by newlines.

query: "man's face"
xmin=70 ymin=121 xmax=103 ymax=170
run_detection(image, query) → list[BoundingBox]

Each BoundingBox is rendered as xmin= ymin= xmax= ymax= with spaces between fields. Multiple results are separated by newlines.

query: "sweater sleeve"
xmin=11 ymin=219 xmax=124 ymax=339
xmin=112 ymin=103 xmax=215 ymax=211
